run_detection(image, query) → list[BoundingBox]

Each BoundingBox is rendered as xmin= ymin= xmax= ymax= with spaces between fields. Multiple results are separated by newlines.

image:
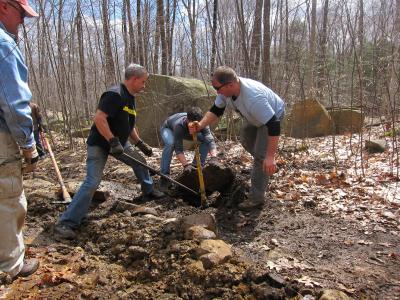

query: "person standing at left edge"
xmin=0 ymin=0 xmax=40 ymax=278
xmin=54 ymin=64 xmax=165 ymax=240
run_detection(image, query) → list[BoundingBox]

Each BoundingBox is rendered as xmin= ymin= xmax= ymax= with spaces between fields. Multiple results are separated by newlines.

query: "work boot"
xmin=159 ymin=177 xmax=171 ymax=191
xmin=16 ymin=259 xmax=39 ymax=278
xmin=238 ymin=196 xmax=264 ymax=211
xmin=54 ymin=223 xmax=76 ymax=240
xmin=143 ymin=189 xmax=165 ymax=201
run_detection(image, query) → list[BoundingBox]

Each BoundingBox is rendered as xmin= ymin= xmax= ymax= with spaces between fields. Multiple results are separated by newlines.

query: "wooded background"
xmin=19 ymin=0 xmax=399 ymax=137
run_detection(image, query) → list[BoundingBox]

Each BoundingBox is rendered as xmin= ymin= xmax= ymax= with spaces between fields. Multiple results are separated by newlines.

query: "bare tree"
xmin=262 ymin=0 xmax=271 ymax=85
xmin=250 ymin=0 xmax=262 ymax=78
xmin=102 ymin=0 xmax=116 ymax=86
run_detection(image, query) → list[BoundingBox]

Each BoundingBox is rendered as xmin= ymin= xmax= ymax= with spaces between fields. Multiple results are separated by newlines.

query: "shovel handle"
xmin=40 ymin=132 xmax=72 ymax=204
xmin=120 ymin=152 xmax=199 ymax=196
xmin=192 ymin=134 xmax=207 ymax=207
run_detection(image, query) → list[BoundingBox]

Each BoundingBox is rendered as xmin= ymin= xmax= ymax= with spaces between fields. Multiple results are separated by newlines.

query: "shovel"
xmin=192 ymin=134 xmax=207 ymax=208
xmin=120 ymin=152 xmax=199 ymax=196
xmin=40 ymin=132 xmax=72 ymax=204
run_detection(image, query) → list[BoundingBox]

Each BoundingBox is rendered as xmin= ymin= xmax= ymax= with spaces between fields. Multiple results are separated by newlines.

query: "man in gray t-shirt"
xmin=189 ymin=66 xmax=285 ymax=210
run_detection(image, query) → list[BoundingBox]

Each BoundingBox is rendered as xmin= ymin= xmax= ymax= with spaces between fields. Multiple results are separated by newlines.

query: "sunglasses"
xmin=213 ymin=82 xmax=231 ymax=91
xmin=7 ymin=1 xmax=26 ymax=18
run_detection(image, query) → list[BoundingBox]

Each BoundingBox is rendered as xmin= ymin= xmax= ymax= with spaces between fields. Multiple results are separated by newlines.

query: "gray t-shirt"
xmin=214 ymin=77 xmax=285 ymax=127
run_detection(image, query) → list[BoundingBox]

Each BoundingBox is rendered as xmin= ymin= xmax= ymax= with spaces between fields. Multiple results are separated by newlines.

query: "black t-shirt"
xmin=87 ymin=84 xmax=136 ymax=151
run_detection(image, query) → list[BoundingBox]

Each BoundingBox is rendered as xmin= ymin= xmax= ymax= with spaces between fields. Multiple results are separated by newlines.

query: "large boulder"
xmin=329 ymin=108 xmax=364 ymax=134
xmin=135 ymin=74 xmax=216 ymax=146
xmin=284 ymin=99 xmax=333 ymax=138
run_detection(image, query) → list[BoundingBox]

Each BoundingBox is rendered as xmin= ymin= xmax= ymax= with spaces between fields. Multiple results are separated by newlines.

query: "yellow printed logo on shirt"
xmin=123 ymin=106 xmax=136 ymax=116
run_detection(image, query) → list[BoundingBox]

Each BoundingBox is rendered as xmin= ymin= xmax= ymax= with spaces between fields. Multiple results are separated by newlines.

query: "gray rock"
xmin=184 ymin=225 xmax=217 ymax=240
xmin=199 ymin=252 xmax=223 ymax=269
xmin=195 ymin=239 xmax=232 ymax=263
xmin=128 ymin=245 xmax=149 ymax=260
xmin=135 ymin=74 xmax=217 ymax=146
xmin=284 ymin=99 xmax=333 ymax=138
xmin=329 ymin=108 xmax=364 ymax=134
xmin=131 ymin=206 xmax=158 ymax=216
xmin=319 ymin=289 xmax=353 ymax=300
xmin=179 ymin=213 xmax=217 ymax=234
xmin=365 ymin=139 xmax=386 ymax=153
xmin=266 ymin=273 xmax=286 ymax=288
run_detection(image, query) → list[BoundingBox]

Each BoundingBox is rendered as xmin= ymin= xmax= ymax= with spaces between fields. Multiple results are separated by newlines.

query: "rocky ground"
xmin=0 ymin=124 xmax=399 ymax=300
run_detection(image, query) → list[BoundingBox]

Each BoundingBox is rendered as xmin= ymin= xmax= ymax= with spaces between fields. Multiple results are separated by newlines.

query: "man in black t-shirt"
xmin=159 ymin=107 xmax=218 ymax=189
xmin=54 ymin=64 xmax=164 ymax=239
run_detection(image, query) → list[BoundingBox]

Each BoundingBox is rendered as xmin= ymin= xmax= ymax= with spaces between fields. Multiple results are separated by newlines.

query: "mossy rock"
xmin=330 ymin=108 xmax=364 ymax=134
xmin=135 ymin=74 xmax=216 ymax=146
xmin=284 ymin=99 xmax=334 ymax=138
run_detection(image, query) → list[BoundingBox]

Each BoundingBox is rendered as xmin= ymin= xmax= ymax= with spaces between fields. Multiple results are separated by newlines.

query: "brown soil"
xmin=1 ymin=129 xmax=399 ymax=300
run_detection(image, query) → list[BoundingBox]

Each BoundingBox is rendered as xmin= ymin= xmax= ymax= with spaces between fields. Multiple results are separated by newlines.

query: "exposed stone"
xmin=60 ymin=181 xmax=110 ymax=203
xmin=365 ymin=139 xmax=386 ymax=153
xmin=266 ymin=273 xmax=286 ymax=288
xmin=200 ymin=253 xmax=223 ymax=269
xmin=131 ymin=206 xmax=158 ymax=216
xmin=329 ymin=109 xmax=364 ymax=134
xmin=251 ymin=283 xmax=285 ymax=300
xmin=184 ymin=225 xmax=217 ymax=240
xmin=319 ymin=289 xmax=353 ymax=300
xmin=284 ymin=99 xmax=334 ymax=138
xmin=195 ymin=239 xmax=232 ymax=264
xmin=382 ymin=211 xmax=396 ymax=220
xmin=135 ymin=74 xmax=217 ymax=146
xmin=179 ymin=213 xmax=217 ymax=234
xmin=128 ymin=246 xmax=149 ymax=261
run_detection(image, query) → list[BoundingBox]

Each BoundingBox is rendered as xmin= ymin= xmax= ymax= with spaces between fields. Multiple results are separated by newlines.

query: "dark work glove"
xmin=183 ymin=164 xmax=196 ymax=172
xmin=208 ymin=156 xmax=220 ymax=166
xmin=109 ymin=137 xmax=124 ymax=155
xmin=136 ymin=140 xmax=153 ymax=157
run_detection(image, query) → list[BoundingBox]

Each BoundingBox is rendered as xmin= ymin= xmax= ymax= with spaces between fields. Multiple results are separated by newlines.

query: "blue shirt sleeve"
xmin=0 ymin=39 xmax=34 ymax=148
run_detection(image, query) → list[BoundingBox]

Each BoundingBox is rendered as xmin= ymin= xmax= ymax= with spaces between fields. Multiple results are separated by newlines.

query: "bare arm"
xmin=189 ymin=111 xmax=219 ymax=134
xmin=129 ymin=127 xmax=140 ymax=144
xmin=176 ymin=153 xmax=189 ymax=166
xmin=94 ymin=109 xmax=113 ymax=141
xmin=263 ymin=135 xmax=279 ymax=175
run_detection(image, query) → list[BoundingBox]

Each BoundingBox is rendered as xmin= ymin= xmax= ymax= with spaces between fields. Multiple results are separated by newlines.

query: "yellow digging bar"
xmin=192 ymin=133 xmax=207 ymax=207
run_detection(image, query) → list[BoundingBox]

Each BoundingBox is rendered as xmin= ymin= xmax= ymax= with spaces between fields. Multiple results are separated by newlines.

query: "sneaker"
xmin=238 ymin=197 xmax=264 ymax=211
xmin=16 ymin=259 xmax=39 ymax=278
xmin=143 ymin=189 xmax=165 ymax=201
xmin=54 ymin=224 xmax=76 ymax=240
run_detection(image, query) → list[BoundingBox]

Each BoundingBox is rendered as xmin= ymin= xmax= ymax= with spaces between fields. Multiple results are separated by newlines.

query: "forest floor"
xmin=0 ymin=124 xmax=399 ymax=300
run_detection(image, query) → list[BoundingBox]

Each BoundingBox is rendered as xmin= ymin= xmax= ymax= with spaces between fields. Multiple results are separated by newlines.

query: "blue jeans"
xmin=59 ymin=143 xmax=153 ymax=229
xmin=160 ymin=127 xmax=209 ymax=175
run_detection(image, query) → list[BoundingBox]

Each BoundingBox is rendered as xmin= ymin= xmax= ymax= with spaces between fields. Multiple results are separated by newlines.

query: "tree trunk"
xmin=262 ymin=0 xmax=271 ymax=85
xmin=235 ymin=0 xmax=251 ymax=76
xmin=126 ymin=0 xmax=136 ymax=63
xmin=157 ymin=0 xmax=168 ymax=74
xmin=250 ymin=0 xmax=262 ymax=78
xmin=76 ymin=0 xmax=90 ymax=123
xmin=102 ymin=0 xmax=116 ymax=86
xmin=306 ymin=0 xmax=317 ymax=94
xmin=137 ymin=0 xmax=145 ymax=66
